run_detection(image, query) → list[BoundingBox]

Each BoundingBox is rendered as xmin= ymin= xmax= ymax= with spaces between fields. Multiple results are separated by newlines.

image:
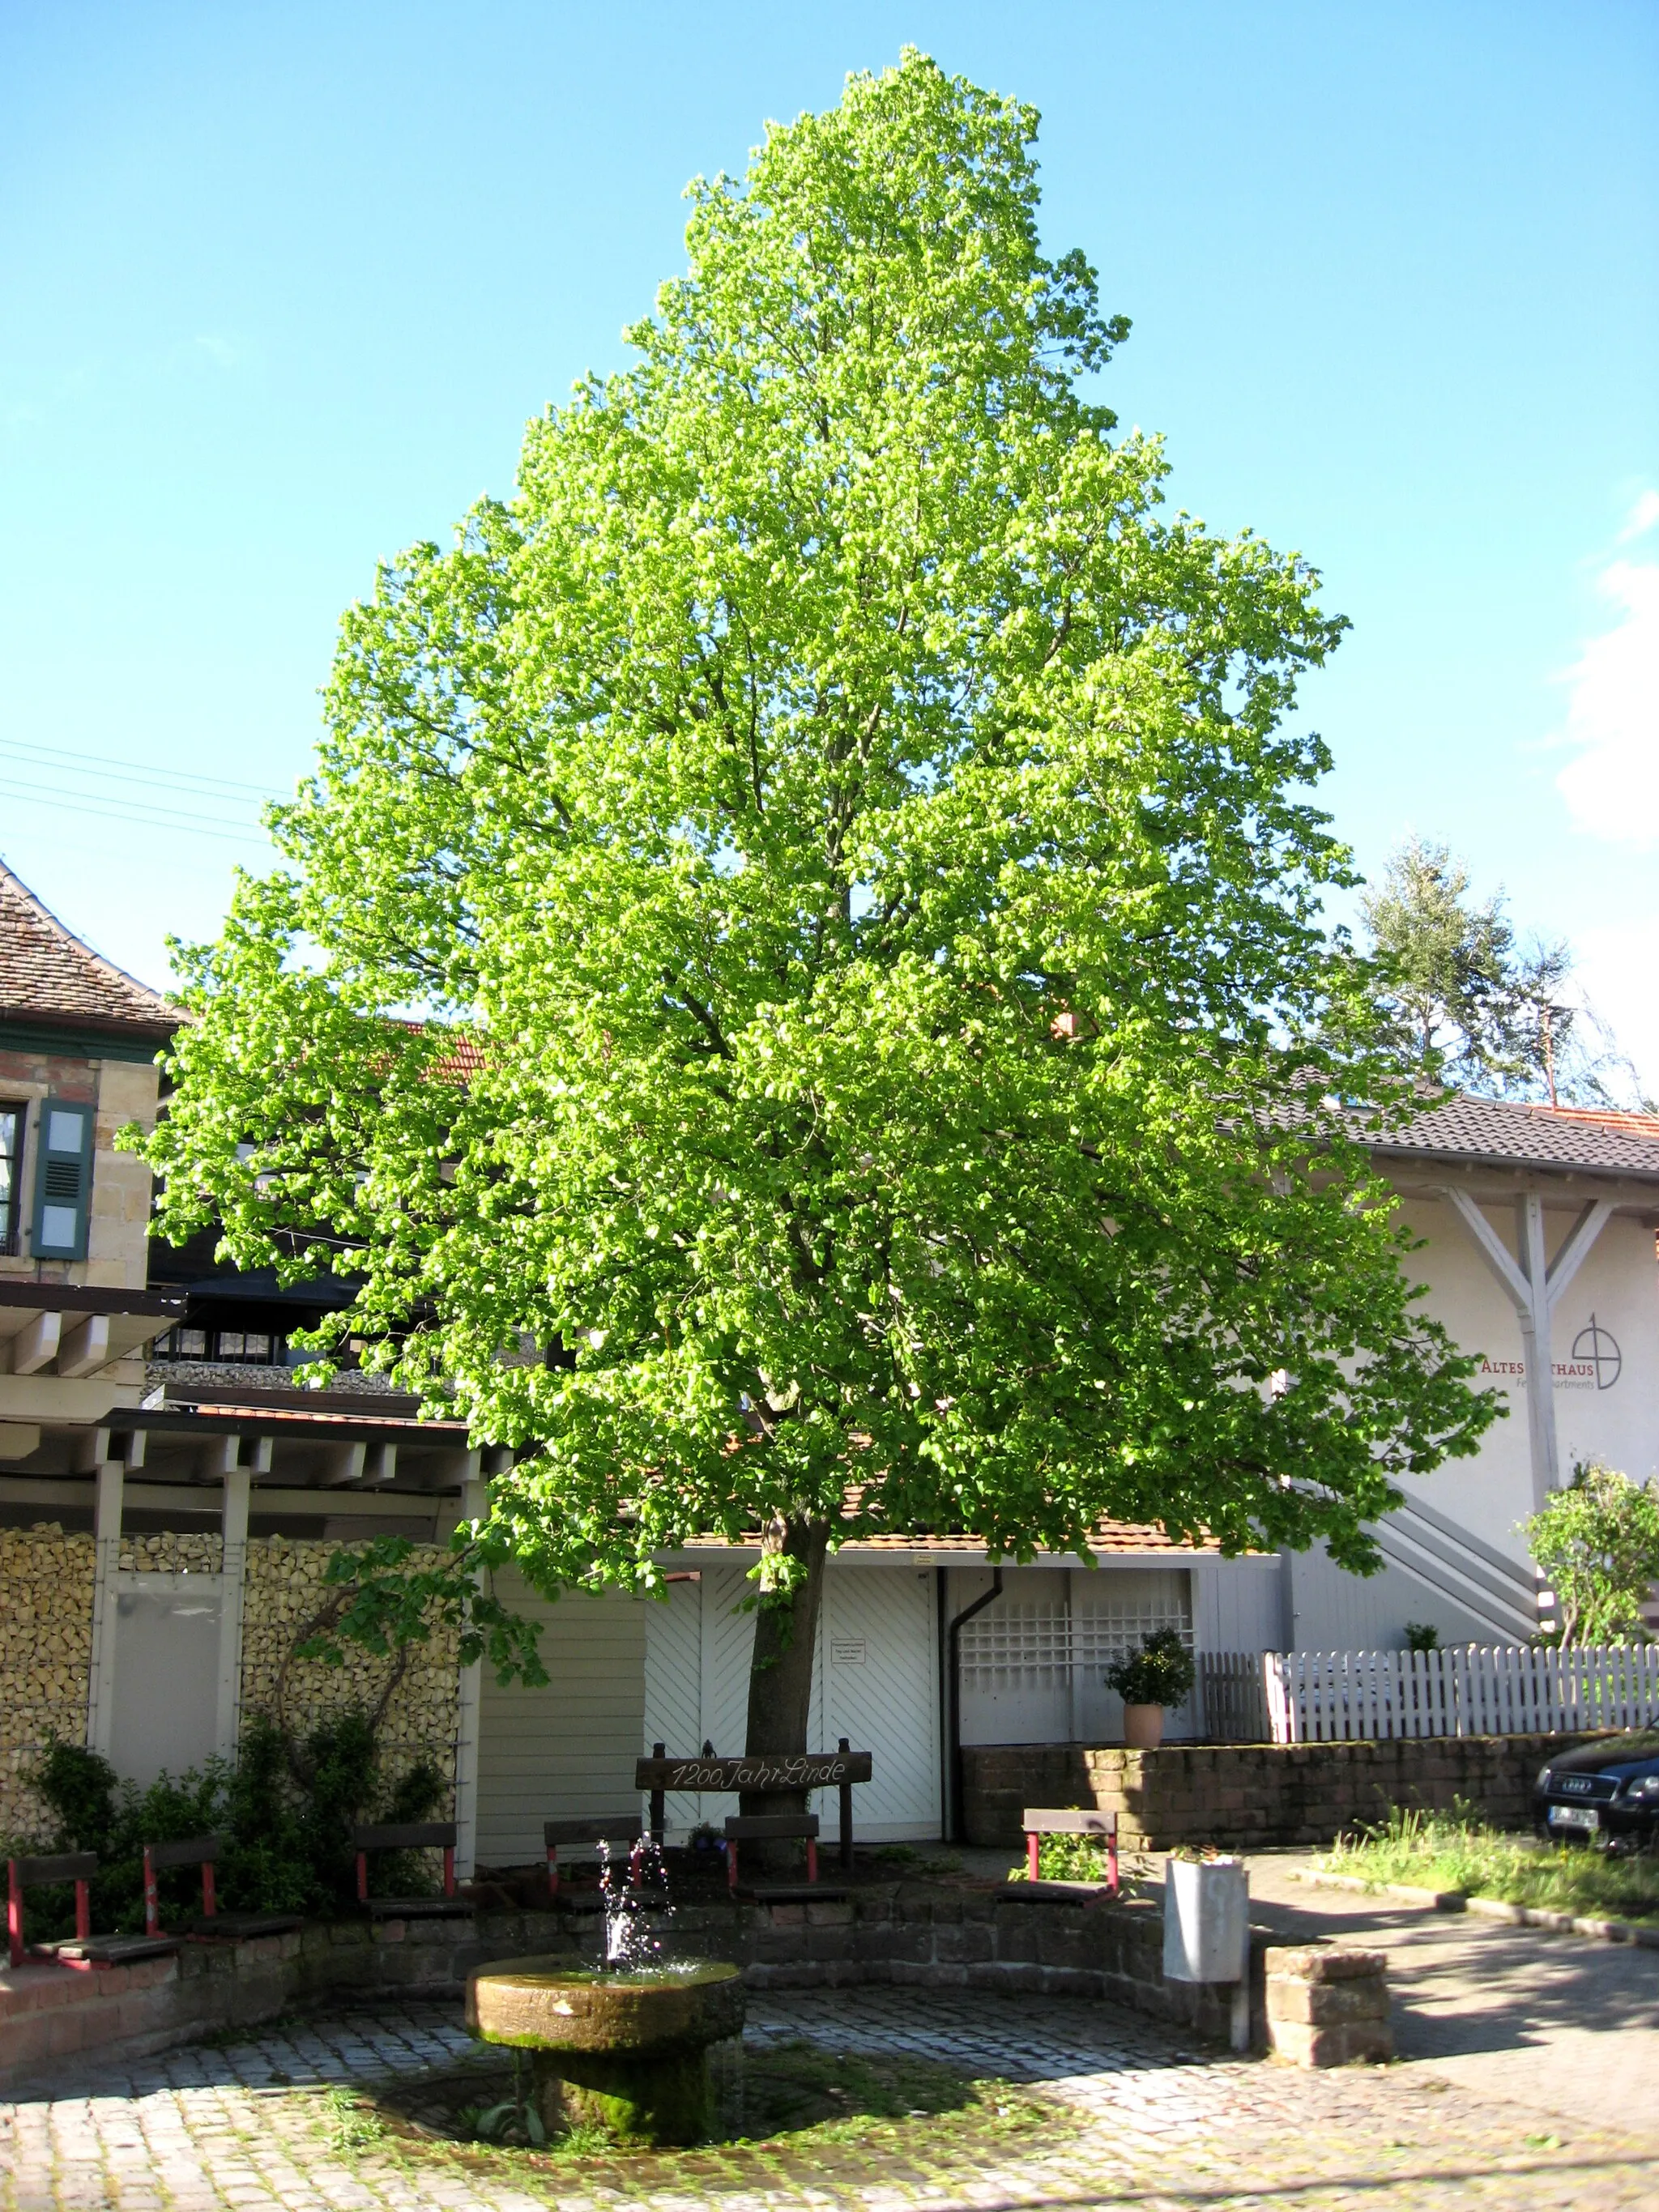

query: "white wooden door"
xmin=820 ymin=1563 xmax=940 ymax=1840
xmin=642 ymin=1558 xmax=941 ymax=1841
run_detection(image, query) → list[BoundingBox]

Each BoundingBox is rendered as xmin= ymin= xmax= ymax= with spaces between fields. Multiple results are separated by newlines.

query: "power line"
xmin=0 ymin=735 xmax=288 ymax=804
xmin=3 ymin=782 xmax=274 ymax=846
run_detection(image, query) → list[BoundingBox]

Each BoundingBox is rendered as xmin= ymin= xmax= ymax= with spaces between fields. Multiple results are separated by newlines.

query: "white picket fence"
xmin=1199 ymin=1644 xmax=1659 ymax=1745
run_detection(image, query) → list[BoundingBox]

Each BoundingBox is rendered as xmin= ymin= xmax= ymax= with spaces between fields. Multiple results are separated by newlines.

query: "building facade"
xmin=3 ymin=859 xmax=1657 ymax=1859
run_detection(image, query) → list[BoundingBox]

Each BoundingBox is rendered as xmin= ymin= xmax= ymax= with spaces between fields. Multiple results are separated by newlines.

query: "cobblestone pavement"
xmin=5 ymin=1984 xmax=1659 ymax=2211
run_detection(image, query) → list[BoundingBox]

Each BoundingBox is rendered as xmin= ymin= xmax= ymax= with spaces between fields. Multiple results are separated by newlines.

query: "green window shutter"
xmin=32 ymin=1099 xmax=95 ymax=1261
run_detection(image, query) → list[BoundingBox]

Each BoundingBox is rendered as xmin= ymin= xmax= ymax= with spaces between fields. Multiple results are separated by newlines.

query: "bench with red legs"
xmin=1021 ymin=1807 xmax=1119 ymax=1898
xmin=722 ymin=1812 xmax=849 ymax=1902
xmin=352 ymin=1821 xmax=472 ymax=1919
xmin=7 ymin=1851 xmax=179 ymax=1969
xmin=543 ymin=1818 xmax=646 ymax=1901
xmin=141 ymin=1832 xmax=303 ymax=1941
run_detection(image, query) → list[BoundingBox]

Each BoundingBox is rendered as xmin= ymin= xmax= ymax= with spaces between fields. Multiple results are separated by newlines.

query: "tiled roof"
xmin=1542 ymin=1103 xmax=1659 ymax=1144
xmin=1368 ymin=1094 xmax=1659 ymax=1182
xmin=678 ymin=1522 xmax=1220 ymax=1558
xmin=0 ymin=860 xmax=177 ymax=1038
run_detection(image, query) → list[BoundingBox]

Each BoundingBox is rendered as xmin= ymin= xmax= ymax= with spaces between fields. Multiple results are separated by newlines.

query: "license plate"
xmin=1548 ymin=1804 xmax=1600 ymax=1831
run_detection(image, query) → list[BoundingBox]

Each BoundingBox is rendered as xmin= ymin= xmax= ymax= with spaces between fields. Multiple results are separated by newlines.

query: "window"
xmin=215 ymin=1330 xmax=274 ymax=1364
xmin=0 ymin=1105 xmax=22 ymax=1257
xmin=151 ymin=1324 xmax=280 ymax=1364
xmin=152 ymin=1327 xmax=209 ymax=1360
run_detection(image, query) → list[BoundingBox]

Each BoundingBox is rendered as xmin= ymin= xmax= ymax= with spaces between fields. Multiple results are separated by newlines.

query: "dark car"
xmin=1534 ymin=1732 xmax=1659 ymax=1850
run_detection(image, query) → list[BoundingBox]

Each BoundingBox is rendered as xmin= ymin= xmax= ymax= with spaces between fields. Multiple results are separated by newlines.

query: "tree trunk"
xmin=741 ymin=1514 xmax=830 ymax=1869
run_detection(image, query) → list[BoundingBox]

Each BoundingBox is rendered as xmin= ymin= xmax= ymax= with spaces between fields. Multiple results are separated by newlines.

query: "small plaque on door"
xmin=831 ymin=1639 xmax=867 ymax=1666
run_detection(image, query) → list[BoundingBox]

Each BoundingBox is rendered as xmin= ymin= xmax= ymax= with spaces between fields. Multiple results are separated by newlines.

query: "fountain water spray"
xmin=595 ymin=1835 xmax=673 ymax=1967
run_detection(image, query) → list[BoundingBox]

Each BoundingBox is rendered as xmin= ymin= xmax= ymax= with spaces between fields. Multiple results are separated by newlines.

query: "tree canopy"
xmin=141 ymin=54 xmax=1495 ymax=1725
xmin=1522 ymin=1461 xmax=1659 ymax=1647
xmin=1359 ymin=835 xmax=1643 ymax=1107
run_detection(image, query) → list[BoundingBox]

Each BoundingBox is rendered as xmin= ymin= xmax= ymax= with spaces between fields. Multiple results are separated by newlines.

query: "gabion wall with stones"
xmin=117 ymin=1531 xmax=224 ymax=1575
xmin=0 ymin=1527 xmax=95 ymax=1842
xmin=239 ymin=1536 xmax=461 ymax=1807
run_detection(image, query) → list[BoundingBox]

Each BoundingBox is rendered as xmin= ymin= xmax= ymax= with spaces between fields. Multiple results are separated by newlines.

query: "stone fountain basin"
xmin=467 ymin=1958 xmax=745 ymax=2055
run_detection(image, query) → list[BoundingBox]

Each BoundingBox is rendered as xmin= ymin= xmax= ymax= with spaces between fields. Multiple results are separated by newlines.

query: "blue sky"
xmin=3 ymin=2 xmax=1656 ymax=1085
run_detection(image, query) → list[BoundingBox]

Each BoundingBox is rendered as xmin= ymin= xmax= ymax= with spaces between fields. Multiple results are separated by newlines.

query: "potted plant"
xmin=1105 ymin=1627 xmax=1196 ymax=1750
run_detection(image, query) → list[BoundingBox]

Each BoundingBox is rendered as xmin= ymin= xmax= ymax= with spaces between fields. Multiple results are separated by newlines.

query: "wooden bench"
xmin=543 ymin=1818 xmax=644 ymax=1900
xmin=142 ymin=1832 xmax=303 ymax=1941
xmin=352 ymin=1822 xmax=471 ymax=1919
xmin=635 ymin=1740 xmax=873 ymax=1872
xmin=7 ymin=1852 xmax=178 ymax=1970
xmin=1022 ymin=1807 xmax=1119 ymax=1898
xmin=722 ymin=1812 xmax=848 ymax=1901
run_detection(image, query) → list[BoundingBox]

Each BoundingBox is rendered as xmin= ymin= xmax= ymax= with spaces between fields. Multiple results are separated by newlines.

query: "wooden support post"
xmin=650 ymin=1742 xmax=666 ymax=1843
xmin=86 ymin=1460 xmax=123 ymax=1757
xmin=838 ymin=1737 xmax=854 ymax=1870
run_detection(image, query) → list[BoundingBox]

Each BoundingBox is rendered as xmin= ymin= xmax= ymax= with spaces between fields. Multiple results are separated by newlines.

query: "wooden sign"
xmin=634 ymin=1750 xmax=872 ymax=1792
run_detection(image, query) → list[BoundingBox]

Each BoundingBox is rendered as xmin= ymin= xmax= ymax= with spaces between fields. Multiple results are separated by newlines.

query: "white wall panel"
xmin=476 ymin=1571 xmax=646 ymax=1865
xmin=646 ymin=1557 xmax=942 ymax=1842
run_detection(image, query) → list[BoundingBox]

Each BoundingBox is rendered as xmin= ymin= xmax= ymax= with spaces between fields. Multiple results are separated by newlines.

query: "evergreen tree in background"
xmin=1360 ymin=836 xmax=1647 ymax=1109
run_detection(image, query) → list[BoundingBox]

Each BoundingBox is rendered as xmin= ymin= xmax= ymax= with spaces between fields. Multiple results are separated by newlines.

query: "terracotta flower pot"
xmin=1123 ymin=1703 xmax=1165 ymax=1750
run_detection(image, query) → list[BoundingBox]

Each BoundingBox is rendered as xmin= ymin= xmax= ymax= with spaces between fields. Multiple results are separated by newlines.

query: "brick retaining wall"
xmin=962 ymin=1734 xmax=1607 ymax=1850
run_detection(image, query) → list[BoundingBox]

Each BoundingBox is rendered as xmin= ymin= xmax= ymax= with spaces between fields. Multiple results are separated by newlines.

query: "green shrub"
xmin=1105 ymin=1628 xmax=1196 ymax=1707
xmin=13 ymin=1716 xmax=445 ymax=1942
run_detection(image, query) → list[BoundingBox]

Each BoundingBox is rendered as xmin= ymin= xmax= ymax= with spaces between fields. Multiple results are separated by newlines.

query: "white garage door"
xmin=642 ymin=1559 xmax=941 ymax=1843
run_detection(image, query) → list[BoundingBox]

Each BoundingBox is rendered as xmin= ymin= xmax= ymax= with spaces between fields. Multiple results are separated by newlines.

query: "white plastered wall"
xmin=1390 ymin=1194 xmax=1659 ymax=1562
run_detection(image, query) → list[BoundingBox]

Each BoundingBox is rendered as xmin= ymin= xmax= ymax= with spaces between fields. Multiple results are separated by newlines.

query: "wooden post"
xmin=838 ymin=1737 xmax=854 ymax=1870
xmin=143 ymin=1847 xmax=160 ymax=1937
xmin=650 ymin=1741 xmax=666 ymax=1843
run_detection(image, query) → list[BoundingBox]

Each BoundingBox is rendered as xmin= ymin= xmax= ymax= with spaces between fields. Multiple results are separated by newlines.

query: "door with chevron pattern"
xmin=642 ymin=1559 xmax=941 ymax=1841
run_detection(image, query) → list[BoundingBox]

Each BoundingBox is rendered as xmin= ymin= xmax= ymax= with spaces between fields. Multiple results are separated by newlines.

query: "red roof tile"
xmin=0 ymin=860 xmax=177 ymax=1038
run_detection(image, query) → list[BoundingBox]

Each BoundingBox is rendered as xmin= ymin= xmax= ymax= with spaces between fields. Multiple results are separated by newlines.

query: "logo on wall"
xmin=1569 ymin=1314 xmax=1622 ymax=1392
xmin=1478 ymin=1312 xmax=1622 ymax=1392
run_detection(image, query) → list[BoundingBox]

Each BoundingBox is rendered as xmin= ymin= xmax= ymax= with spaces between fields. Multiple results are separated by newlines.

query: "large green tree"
xmin=142 ymin=53 xmax=1495 ymax=1764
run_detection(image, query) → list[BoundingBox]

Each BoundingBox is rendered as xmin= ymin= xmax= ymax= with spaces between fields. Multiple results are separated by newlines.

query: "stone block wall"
xmin=0 ymin=1884 xmax=1277 ymax=2090
xmin=962 ymin=1734 xmax=1599 ymax=1850
xmin=0 ymin=1527 xmax=95 ymax=1842
xmin=240 ymin=1537 xmax=461 ymax=1805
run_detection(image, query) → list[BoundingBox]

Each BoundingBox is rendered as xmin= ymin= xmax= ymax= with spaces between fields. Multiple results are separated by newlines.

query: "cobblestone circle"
xmin=4 ymin=1985 xmax=1657 ymax=2211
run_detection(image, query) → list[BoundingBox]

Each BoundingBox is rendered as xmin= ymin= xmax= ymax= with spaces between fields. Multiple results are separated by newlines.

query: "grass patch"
xmin=1321 ymin=1805 xmax=1659 ymax=1924
xmin=318 ymin=2085 xmax=388 ymax=2155
xmin=348 ymin=2036 xmax=1059 ymax=2190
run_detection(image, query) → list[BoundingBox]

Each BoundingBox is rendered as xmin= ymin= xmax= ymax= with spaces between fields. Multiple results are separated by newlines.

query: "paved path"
xmin=4 ymin=1981 xmax=1658 ymax=2211
xmin=1240 ymin=1848 xmax=1659 ymax=2142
